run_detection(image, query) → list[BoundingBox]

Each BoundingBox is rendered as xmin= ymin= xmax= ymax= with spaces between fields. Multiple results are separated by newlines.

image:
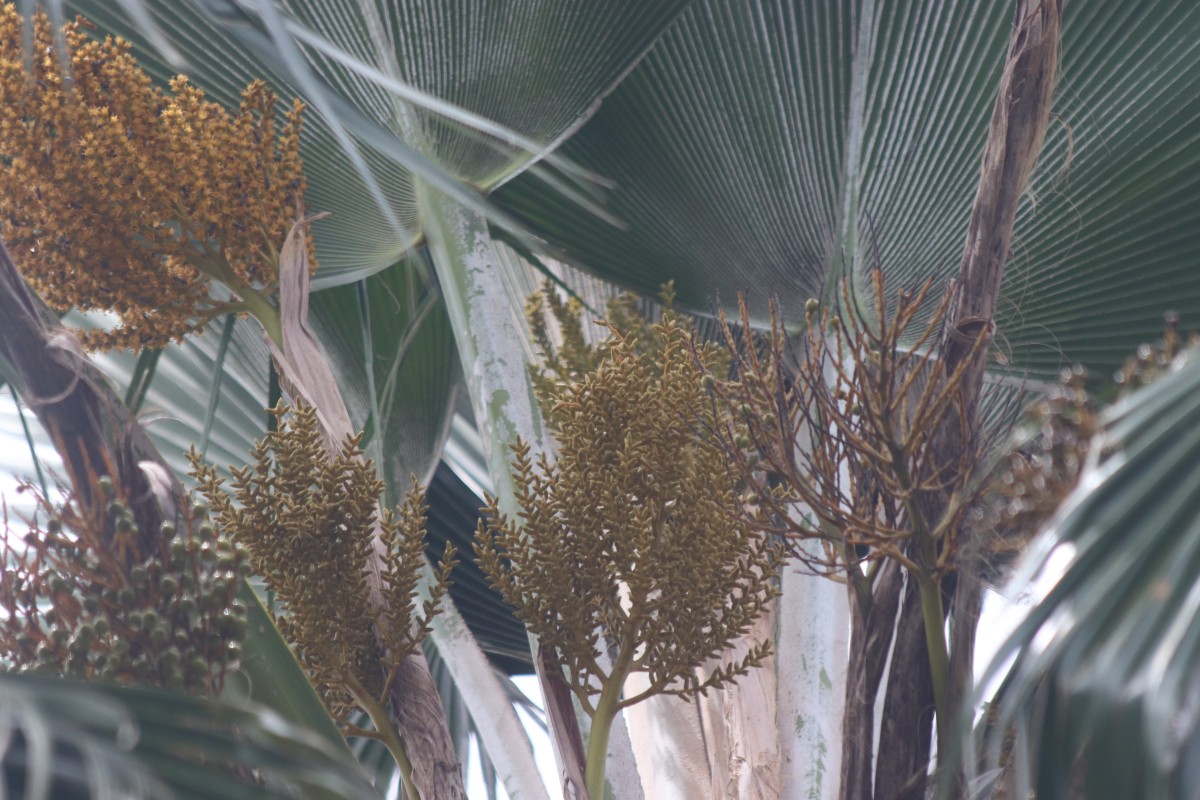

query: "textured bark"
xmin=937 ymin=3 xmax=1061 ymax=795
xmin=840 ymin=560 xmax=903 ymax=800
xmin=388 ymin=654 xmax=469 ymax=799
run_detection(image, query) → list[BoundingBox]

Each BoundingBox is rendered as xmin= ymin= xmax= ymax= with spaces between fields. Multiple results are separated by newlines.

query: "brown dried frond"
xmin=0 ymin=5 xmax=310 ymax=350
xmin=190 ymin=402 xmax=452 ymax=722
xmin=712 ymin=270 xmax=989 ymax=581
xmin=0 ymin=475 xmax=248 ymax=694
xmin=477 ymin=310 xmax=782 ymax=714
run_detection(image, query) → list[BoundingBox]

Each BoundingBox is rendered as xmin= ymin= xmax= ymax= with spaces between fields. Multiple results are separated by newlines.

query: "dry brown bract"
xmin=0 ymin=5 xmax=308 ymax=349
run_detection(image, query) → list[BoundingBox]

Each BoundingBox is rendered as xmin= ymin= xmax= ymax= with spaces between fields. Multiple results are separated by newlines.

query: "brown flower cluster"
xmin=478 ymin=300 xmax=782 ymax=715
xmin=0 ymin=475 xmax=248 ymax=695
xmin=190 ymin=403 xmax=453 ymax=722
xmin=981 ymin=320 xmax=1199 ymax=576
xmin=0 ymin=5 xmax=309 ymax=350
xmin=712 ymin=273 xmax=987 ymax=581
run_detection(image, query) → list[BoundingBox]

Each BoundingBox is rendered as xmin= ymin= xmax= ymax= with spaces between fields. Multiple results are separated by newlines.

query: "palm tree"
xmin=4 ymin=1 xmax=1200 ymax=798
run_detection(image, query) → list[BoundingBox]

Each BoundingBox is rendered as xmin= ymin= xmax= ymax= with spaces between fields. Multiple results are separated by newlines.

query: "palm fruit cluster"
xmin=0 ymin=475 xmax=249 ymax=694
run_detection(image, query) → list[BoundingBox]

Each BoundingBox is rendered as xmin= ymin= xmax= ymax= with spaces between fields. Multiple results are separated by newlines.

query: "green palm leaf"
xmin=976 ymin=348 xmax=1200 ymax=799
xmin=59 ymin=0 xmax=692 ymax=286
xmin=0 ymin=673 xmax=380 ymax=800
xmin=494 ymin=1 xmax=1200 ymax=382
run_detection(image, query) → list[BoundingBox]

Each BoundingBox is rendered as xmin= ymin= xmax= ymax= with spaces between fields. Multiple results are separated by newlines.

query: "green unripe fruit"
xmin=221 ymin=612 xmax=247 ymax=640
xmin=93 ymin=618 xmax=110 ymax=636
xmin=159 ymin=576 xmax=178 ymax=596
xmin=97 ymin=476 xmax=114 ymax=497
xmin=160 ymin=521 xmax=176 ymax=538
xmin=191 ymin=501 xmax=209 ymax=520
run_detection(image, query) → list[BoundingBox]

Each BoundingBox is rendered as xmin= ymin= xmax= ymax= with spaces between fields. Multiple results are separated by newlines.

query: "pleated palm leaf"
xmin=2 ymin=0 xmax=1200 ymax=797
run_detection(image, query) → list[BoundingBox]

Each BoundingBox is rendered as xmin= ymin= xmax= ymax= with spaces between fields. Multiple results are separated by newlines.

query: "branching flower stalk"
xmin=0 ymin=5 xmax=309 ymax=350
xmin=190 ymin=402 xmax=455 ymax=798
xmin=711 ymin=270 xmax=990 ymax=755
xmin=479 ymin=292 xmax=782 ymax=800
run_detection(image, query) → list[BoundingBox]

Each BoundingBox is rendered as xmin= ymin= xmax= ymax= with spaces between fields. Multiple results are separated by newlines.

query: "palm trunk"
xmin=840 ymin=560 xmax=903 ymax=800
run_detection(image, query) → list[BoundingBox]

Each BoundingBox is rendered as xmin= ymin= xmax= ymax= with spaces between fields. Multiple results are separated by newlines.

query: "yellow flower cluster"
xmin=0 ymin=6 xmax=308 ymax=349
xmin=190 ymin=403 xmax=454 ymax=722
xmin=479 ymin=298 xmax=782 ymax=716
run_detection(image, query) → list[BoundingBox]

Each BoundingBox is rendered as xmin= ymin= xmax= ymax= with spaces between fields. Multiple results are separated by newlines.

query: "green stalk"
xmin=583 ymin=627 xmax=639 ymax=800
xmin=346 ymin=673 xmax=420 ymax=800
xmin=189 ymin=253 xmax=284 ymax=348
xmin=915 ymin=570 xmax=951 ymax=758
xmin=585 ymin=683 xmax=622 ymax=800
xmin=233 ymin=283 xmax=283 ymax=348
